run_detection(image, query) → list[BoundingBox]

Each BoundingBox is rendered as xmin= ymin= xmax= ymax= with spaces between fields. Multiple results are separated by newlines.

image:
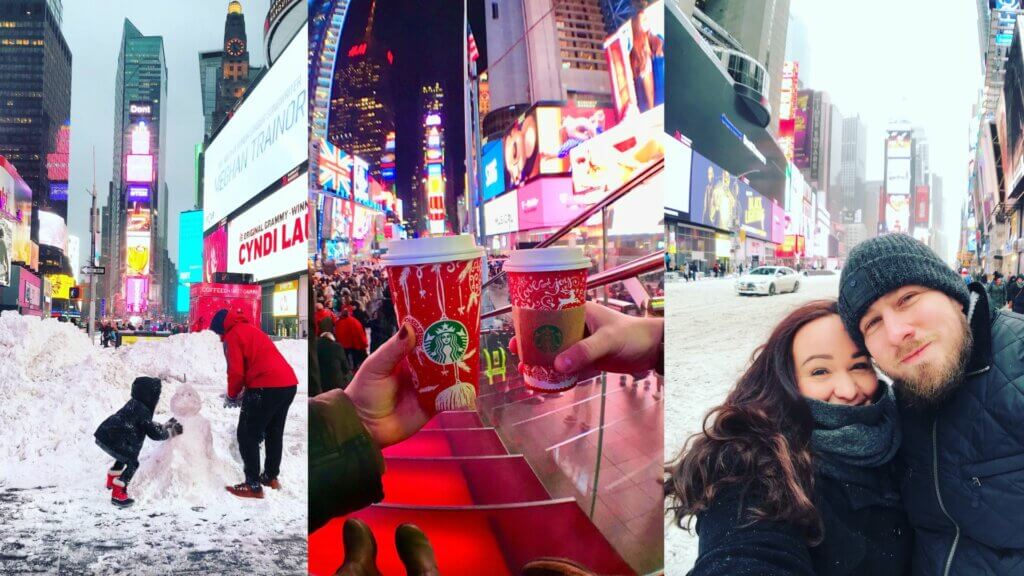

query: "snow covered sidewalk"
xmin=0 ymin=312 xmax=308 ymax=574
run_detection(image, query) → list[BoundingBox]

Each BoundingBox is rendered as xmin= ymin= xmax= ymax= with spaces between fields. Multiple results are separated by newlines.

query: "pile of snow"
xmin=0 ymin=311 xmax=307 ymax=512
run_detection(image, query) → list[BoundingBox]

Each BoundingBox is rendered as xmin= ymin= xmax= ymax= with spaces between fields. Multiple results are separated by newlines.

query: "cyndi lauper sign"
xmin=227 ymin=176 xmax=308 ymax=282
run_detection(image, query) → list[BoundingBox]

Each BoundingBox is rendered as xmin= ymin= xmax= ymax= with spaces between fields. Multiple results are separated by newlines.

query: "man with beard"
xmin=838 ymin=234 xmax=1024 ymax=575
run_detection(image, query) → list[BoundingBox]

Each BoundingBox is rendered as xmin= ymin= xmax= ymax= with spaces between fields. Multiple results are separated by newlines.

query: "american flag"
xmin=318 ymin=139 xmax=352 ymax=196
xmin=467 ymin=24 xmax=479 ymax=63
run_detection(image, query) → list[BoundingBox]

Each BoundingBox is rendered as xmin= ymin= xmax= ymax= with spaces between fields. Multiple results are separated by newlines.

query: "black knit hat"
xmin=839 ymin=234 xmax=969 ymax=350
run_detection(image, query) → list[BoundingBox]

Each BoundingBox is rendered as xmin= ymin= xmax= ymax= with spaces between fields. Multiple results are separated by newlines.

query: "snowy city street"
xmin=664 ymin=272 xmax=841 ymax=573
xmin=0 ymin=313 xmax=308 ymax=573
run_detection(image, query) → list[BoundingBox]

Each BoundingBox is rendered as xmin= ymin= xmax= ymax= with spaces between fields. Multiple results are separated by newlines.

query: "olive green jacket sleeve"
xmin=308 ymin=389 xmax=386 ymax=532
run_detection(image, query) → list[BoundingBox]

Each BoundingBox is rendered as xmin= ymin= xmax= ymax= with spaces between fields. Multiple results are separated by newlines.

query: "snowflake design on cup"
xmin=422 ymin=319 xmax=469 ymax=365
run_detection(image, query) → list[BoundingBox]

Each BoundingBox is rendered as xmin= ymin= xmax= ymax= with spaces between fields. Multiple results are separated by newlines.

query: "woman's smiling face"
xmin=792 ymin=314 xmax=879 ymax=406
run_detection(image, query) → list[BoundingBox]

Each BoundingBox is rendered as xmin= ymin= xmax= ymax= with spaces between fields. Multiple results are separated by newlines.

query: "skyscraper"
xmin=484 ymin=0 xmax=612 ymax=112
xmin=199 ymin=50 xmax=223 ymax=139
xmin=108 ymin=19 xmax=167 ymax=318
xmin=328 ymin=0 xmax=394 ymax=179
xmin=839 ymin=115 xmax=867 ymax=219
xmin=0 ymin=0 xmax=72 ymax=275
xmin=419 ymin=81 xmax=447 ymax=235
xmin=213 ymin=1 xmax=253 ymax=132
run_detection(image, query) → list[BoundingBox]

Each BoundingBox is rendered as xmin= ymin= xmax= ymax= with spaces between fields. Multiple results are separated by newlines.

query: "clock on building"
xmin=226 ymin=38 xmax=245 ymax=57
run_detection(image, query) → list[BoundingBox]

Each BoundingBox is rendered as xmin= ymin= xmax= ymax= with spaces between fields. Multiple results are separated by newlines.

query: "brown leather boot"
xmin=395 ymin=523 xmax=440 ymax=576
xmin=335 ymin=518 xmax=381 ymax=576
xmin=520 ymin=557 xmax=598 ymax=576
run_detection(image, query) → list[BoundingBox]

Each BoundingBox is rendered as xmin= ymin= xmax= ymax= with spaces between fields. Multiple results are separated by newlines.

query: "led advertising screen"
xmin=130 ymin=121 xmax=152 ymax=155
xmin=503 ymin=105 xmax=617 ymax=188
xmin=203 ymin=224 xmax=228 ymax=283
xmin=741 ymin=189 xmax=770 ymax=240
xmin=352 ymin=156 xmax=370 ymax=204
xmin=126 ymin=232 xmax=151 ymax=275
xmin=886 ymin=157 xmax=911 ymax=197
xmin=483 ymin=189 xmax=519 ymax=235
xmin=127 ymin=206 xmax=151 ymax=232
xmin=227 ymin=175 xmax=308 ymax=281
xmin=176 ymin=210 xmax=203 ymax=314
xmin=0 ymin=158 xmax=16 ymax=220
xmin=569 ymin=105 xmax=664 ymax=197
xmin=770 ymin=201 xmax=787 ymax=244
xmin=603 ymin=0 xmax=663 ymax=120
xmin=885 ymin=193 xmax=911 ymax=233
xmin=480 ymin=139 xmax=506 ymax=203
xmin=38 ymin=210 xmax=67 ymax=249
xmin=127 ymin=185 xmax=150 ymax=202
xmin=203 ymin=23 xmax=308 ymax=231
xmin=49 ymin=183 xmax=68 ymax=201
xmin=273 ymin=280 xmax=299 ymax=317
xmin=915 ymin=185 xmax=930 ymax=226
xmin=0 ymin=217 xmax=13 ymax=287
xmin=664 ymin=133 xmax=691 ymax=214
xmin=688 ymin=152 xmax=739 ymax=231
xmin=886 ymin=137 xmax=911 ymax=159
xmin=318 ymin=138 xmax=352 ymax=195
xmin=47 ymin=273 xmax=74 ymax=300
xmin=794 ymin=91 xmax=812 ymax=170
xmin=126 ymin=154 xmax=154 ymax=183
xmin=125 ymin=276 xmax=149 ymax=313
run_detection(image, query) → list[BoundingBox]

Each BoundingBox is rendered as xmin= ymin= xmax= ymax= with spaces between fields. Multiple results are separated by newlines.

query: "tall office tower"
xmin=696 ymin=0 xmax=791 ymax=136
xmin=794 ymin=89 xmax=832 ymax=198
xmin=418 ymin=81 xmax=448 ymax=235
xmin=110 ymin=19 xmax=167 ymax=318
xmin=199 ymin=50 xmax=224 ymax=139
xmin=213 ymin=1 xmax=253 ymax=131
xmin=484 ymin=0 xmax=613 ymax=112
xmin=328 ymin=0 xmax=394 ymax=179
xmin=839 ymin=115 xmax=867 ymax=219
xmin=0 ymin=0 xmax=72 ymax=274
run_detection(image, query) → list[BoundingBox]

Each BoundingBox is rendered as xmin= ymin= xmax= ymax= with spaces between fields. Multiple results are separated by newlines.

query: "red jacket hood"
xmin=222 ymin=310 xmax=249 ymax=334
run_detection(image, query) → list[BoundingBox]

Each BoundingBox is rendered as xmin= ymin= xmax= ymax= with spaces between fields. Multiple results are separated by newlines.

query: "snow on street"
xmin=664 ymin=273 xmax=841 ymax=574
xmin=0 ymin=313 xmax=308 ymax=574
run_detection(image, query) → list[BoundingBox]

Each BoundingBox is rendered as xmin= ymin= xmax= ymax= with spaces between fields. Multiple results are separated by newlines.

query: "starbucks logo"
xmin=533 ymin=325 xmax=563 ymax=354
xmin=423 ymin=319 xmax=470 ymax=365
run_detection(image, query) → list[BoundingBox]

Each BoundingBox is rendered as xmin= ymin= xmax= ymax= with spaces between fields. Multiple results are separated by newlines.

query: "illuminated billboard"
xmin=353 ymin=156 xmax=370 ymax=204
xmin=126 ymin=232 xmax=151 ymax=275
xmin=47 ymin=273 xmax=74 ymax=299
xmin=176 ymin=210 xmax=203 ymax=314
xmin=126 ymin=206 xmax=151 ymax=232
xmin=0 ymin=217 xmax=12 ymax=287
xmin=604 ymin=0 xmax=664 ymax=120
xmin=126 ymin=154 xmax=154 ymax=183
xmin=273 ymin=280 xmax=299 ymax=317
xmin=38 ymin=210 xmax=67 ymax=249
xmin=570 ymin=105 xmax=664 ymax=197
xmin=131 ymin=122 xmax=151 ymax=155
xmin=227 ymin=175 xmax=308 ymax=281
xmin=664 ymin=133 xmax=691 ymax=214
xmin=779 ymin=61 xmax=799 ymax=161
xmin=127 ymin=185 xmax=150 ymax=201
xmin=480 ymin=139 xmax=505 ymax=203
xmin=318 ymin=138 xmax=351 ymax=195
xmin=203 ymin=23 xmax=308 ymax=231
xmin=483 ymin=189 xmax=519 ymax=235
xmin=885 ymin=193 xmax=911 ymax=233
xmin=49 ymin=183 xmax=68 ymax=201
xmin=203 ymin=224 xmax=228 ymax=283
xmin=886 ymin=157 xmax=911 ymax=197
xmin=503 ymin=105 xmax=616 ymax=188
xmin=125 ymin=276 xmax=149 ymax=313
xmin=915 ymin=186 xmax=930 ymax=226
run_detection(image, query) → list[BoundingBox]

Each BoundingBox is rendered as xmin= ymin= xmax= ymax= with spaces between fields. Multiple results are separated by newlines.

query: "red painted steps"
xmin=380 ymin=455 xmax=551 ymax=506
xmin=310 ymin=501 xmax=635 ymax=576
xmin=381 ymin=428 xmax=508 ymax=458
xmin=420 ymin=410 xmax=484 ymax=430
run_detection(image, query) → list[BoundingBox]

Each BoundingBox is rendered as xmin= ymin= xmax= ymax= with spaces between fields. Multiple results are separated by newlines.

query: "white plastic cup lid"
xmin=503 ymin=247 xmax=591 ymax=272
xmin=381 ymin=235 xmax=485 ymax=266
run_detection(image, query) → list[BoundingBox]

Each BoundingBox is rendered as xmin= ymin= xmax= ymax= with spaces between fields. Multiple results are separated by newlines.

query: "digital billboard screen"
xmin=664 ymin=133 xmax=691 ymax=214
xmin=603 ymin=0 xmax=664 ymax=120
xmin=126 ymin=232 xmax=151 ymax=275
xmin=203 ymin=23 xmax=308 ymax=231
xmin=127 ymin=185 xmax=150 ymax=201
xmin=273 ymin=280 xmax=299 ymax=317
xmin=203 ymin=224 xmax=228 ymax=283
xmin=480 ymin=139 xmax=505 ymax=203
xmin=885 ymin=193 xmax=911 ymax=234
xmin=569 ymin=105 xmax=664 ymax=198
xmin=131 ymin=122 xmax=151 ymax=155
xmin=503 ymin=105 xmax=617 ymax=189
xmin=318 ymin=139 xmax=352 ymax=196
xmin=177 ymin=210 xmax=203 ymax=314
xmin=126 ymin=154 xmax=154 ymax=183
xmin=353 ymin=156 xmax=370 ymax=204
xmin=38 ymin=210 xmax=66 ymax=249
xmin=0 ymin=217 xmax=13 ymax=287
xmin=886 ymin=157 xmax=911 ymax=197
xmin=48 ymin=273 xmax=74 ymax=300
xmin=49 ymin=183 xmax=68 ymax=201
xmin=125 ymin=276 xmax=149 ymax=313
xmin=227 ymin=175 xmax=308 ymax=282
xmin=126 ymin=206 xmax=151 ymax=232
xmin=483 ymin=189 xmax=519 ymax=235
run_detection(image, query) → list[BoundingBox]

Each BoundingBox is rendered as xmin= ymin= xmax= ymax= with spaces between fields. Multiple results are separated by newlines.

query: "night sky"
xmin=337 ymin=0 xmax=488 ymax=227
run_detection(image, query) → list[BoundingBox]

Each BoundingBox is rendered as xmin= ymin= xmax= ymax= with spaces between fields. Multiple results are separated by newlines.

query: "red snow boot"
xmin=111 ymin=479 xmax=134 ymax=508
xmin=226 ymin=482 xmax=264 ymax=499
xmin=106 ymin=468 xmax=122 ymax=490
xmin=259 ymin=473 xmax=281 ymax=490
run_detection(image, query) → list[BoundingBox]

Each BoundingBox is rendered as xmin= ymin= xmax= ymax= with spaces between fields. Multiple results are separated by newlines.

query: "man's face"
xmin=859 ymin=285 xmax=973 ymax=405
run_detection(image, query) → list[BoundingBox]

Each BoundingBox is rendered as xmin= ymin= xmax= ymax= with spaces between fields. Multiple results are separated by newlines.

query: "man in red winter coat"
xmin=314 ymin=302 xmax=334 ymax=327
xmin=210 ymin=308 xmax=298 ymax=499
xmin=334 ymin=307 xmax=369 ymax=370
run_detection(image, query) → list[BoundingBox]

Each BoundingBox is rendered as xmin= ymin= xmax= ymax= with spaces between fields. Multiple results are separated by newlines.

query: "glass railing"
xmin=475 ymin=160 xmax=665 ymax=576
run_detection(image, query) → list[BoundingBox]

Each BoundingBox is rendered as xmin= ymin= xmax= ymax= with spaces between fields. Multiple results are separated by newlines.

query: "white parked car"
xmin=735 ymin=266 xmax=801 ymax=296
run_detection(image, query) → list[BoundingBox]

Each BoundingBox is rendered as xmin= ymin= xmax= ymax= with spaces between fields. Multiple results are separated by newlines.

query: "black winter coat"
xmin=897 ymin=283 xmax=1024 ymax=575
xmin=691 ymin=471 xmax=912 ymax=576
xmin=317 ymin=334 xmax=352 ymax=393
xmin=94 ymin=377 xmax=170 ymax=463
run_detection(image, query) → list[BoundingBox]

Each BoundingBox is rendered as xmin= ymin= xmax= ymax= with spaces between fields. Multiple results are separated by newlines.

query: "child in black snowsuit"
xmin=94 ymin=376 xmax=183 ymax=507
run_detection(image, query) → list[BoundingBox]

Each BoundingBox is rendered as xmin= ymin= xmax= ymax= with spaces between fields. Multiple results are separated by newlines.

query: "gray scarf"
xmin=806 ymin=385 xmax=902 ymax=509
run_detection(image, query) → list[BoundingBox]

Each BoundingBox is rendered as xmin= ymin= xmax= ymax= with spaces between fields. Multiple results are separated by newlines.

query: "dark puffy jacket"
xmin=692 ymin=470 xmax=912 ymax=576
xmin=94 ymin=377 xmax=170 ymax=463
xmin=987 ymin=281 xmax=1007 ymax=313
xmin=897 ymin=283 xmax=1024 ymax=575
xmin=218 ymin=310 xmax=299 ymax=399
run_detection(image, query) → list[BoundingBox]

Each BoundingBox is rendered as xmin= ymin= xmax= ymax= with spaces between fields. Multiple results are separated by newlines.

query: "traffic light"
xmin=69 ymin=287 xmax=81 ymax=299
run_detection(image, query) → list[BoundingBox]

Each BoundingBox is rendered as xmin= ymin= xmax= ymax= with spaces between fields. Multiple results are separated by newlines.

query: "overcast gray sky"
xmin=64 ymin=0 xmax=270 ymax=269
xmin=788 ymin=0 xmax=982 ymax=262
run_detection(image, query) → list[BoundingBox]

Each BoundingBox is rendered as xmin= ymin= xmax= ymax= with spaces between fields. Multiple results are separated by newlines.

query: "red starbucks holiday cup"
xmin=505 ymin=247 xmax=591 ymax=392
xmin=382 ymin=235 xmax=485 ymax=414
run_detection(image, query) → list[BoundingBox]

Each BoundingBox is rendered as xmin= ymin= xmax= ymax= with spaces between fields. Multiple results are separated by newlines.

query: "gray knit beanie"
xmin=838 ymin=234 xmax=969 ymax=350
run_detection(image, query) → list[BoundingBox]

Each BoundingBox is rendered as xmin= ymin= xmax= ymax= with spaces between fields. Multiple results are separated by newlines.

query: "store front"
xmin=270 ymin=280 xmax=299 ymax=338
